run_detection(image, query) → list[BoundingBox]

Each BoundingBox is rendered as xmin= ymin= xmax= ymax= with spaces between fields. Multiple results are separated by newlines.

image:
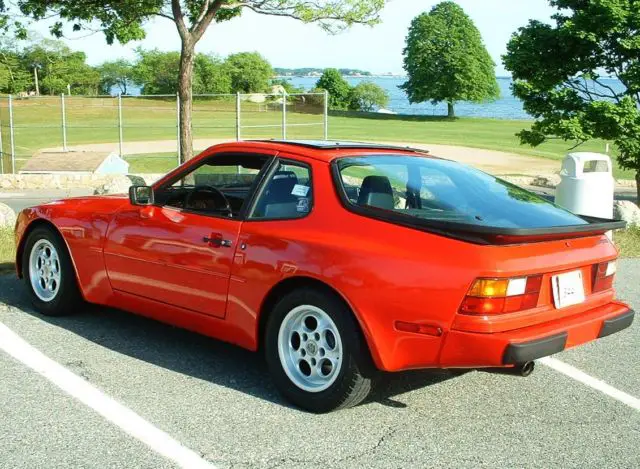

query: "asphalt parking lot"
xmin=0 ymin=261 xmax=638 ymax=469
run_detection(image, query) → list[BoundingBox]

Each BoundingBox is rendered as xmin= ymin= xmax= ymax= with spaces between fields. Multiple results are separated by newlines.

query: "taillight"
xmin=593 ymin=261 xmax=616 ymax=293
xmin=460 ymin=275 xmax=542 ymax=315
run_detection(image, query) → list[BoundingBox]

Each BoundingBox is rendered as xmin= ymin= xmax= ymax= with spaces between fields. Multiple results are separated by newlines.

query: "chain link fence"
xmin=0 ymin=91 xmax=329 ymax=174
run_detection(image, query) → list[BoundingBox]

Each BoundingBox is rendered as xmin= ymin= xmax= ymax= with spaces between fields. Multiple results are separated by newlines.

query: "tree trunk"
xmin=447 ymin=102 xmax=455 ymax=118
xmin=636 ymin=171 xmax=640 ymax=207
xmin=178 ymin=42 xmax=195 ymax=163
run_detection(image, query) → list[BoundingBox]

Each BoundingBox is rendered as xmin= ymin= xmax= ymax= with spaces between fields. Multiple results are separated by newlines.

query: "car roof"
xmin=241 ymin=140 xmax=431 ymax=163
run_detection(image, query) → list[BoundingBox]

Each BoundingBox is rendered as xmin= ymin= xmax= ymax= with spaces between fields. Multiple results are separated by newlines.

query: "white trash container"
xmin=555 ymin=152 xmax=615 ymax=219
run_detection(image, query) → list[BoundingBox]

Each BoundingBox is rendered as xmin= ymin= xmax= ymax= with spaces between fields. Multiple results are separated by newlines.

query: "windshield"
xmin=335 ymin=155 xmax=588 ymax=229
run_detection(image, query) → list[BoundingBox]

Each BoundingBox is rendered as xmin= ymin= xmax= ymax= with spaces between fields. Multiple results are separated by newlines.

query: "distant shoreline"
xmin=275 ymin=74 xmax=514 ymax=80
xmin=274 ymin=74 xmax=408 ymax=79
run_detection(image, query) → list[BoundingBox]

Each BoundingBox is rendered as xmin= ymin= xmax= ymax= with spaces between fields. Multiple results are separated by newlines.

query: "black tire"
xmin=265 ymin=287 xmax=375 ymax=413
xmin=22 ymin=226 xmax=83 ymax=316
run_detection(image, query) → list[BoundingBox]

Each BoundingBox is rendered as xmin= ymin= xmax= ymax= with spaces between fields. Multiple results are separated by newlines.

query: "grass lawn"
xmin=0 ymin=227 xmax=14 ymax=273
xmin=125 ymin=154 xmax=179 ymax=173
xmin=1 ymin=97 xmax=636 ymax=179
xmin=614 ymin=227 xmax=640 ymax=258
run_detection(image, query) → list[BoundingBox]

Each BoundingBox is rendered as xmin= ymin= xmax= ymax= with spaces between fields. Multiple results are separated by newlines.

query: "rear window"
xmin=335 ymin=155 xmax=587 ymax=229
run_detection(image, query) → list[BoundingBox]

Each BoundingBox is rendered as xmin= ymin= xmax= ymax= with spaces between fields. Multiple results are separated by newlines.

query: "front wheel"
xmin=22 ymin=226 xmax=82 ymax=316
xmin=265 ymin=288 xmax=374 ymax=413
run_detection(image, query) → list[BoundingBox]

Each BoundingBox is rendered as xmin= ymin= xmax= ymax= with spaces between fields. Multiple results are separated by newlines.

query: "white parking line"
xmin=540 ymin=357 xmax=640 ymax=411
xmin=0 ymin=323 xmax=217 ymax=469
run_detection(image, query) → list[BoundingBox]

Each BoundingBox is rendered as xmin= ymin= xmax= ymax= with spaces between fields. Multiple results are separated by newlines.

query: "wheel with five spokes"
xmin=22 ymin=226 xmax=82 ymax=316
xmin=265 ymin=287 xmax=374 ymax=413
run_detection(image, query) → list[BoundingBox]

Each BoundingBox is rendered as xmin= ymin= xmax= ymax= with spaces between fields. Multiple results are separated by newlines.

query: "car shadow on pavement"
xmin=0 ymin=275 xmax=460 ymax=411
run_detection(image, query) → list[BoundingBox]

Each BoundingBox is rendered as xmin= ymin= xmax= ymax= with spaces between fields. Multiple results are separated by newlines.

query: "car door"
xmin=103 ymin=151 xmax=274 ymax=318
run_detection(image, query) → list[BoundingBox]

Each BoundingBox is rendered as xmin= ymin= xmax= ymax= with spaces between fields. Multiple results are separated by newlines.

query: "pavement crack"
xmin=257 ymin=424 xmax=399 ymax=469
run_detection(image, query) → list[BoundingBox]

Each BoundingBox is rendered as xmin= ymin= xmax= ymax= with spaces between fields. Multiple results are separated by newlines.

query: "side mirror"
xmin=129 ymin=185 xmax=154 ymax=206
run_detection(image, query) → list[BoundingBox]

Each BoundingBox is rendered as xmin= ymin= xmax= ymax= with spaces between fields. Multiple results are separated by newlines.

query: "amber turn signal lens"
xmin=395 ymin=321 xmax=443 ymax=336
xmin=468 ymin=279 xmax=509 ymax=298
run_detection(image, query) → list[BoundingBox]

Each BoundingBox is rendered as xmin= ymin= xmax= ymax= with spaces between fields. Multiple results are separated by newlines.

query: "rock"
xmin=614 ymin=201 xmax=640 ymax=227
xmin=93 ymin=175 xmax=133 ymax=195
xmin=616 ymin=179 xmax=638 ymax=189
xmin=270 ymin=84 xmax=286 ymax=95
xmin=247 ymin=93 xmax=267 ymax=104
xmin=501 ymin=176 xmax=536 ymax=187
xmin=0 ymin=202 xmax=17 ymax=228
xmin=532 ymin=174 xmax=562 ymax=189
xmin=126 ymin=174 xmax=147 ymax=186
xmin=140 ymin=173 xmax=166 ymax=185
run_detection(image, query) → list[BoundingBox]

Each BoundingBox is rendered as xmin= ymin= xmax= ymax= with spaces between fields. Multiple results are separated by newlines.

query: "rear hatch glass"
xmin=334 ymin=155 xmax=622 ymax=244
xmin=336 ymin=155 xmax=585 ymax=228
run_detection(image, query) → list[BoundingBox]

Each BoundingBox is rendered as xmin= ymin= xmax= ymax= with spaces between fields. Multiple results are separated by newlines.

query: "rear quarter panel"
xmin=16 ymin=196 xmax=127 ymax=304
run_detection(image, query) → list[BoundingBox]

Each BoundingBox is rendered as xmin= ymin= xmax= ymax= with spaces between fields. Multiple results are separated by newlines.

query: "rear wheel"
xmin=22 ymin=226 xmax=82 ymax=316
xmin=265 ymin=287 xmax=374 ymax=413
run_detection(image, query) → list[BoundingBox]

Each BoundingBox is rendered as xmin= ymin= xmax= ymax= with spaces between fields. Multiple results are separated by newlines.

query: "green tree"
xmin=194 ymin=54 xmax=231 ymax=94
xmin=349 ymin=81 xmax=389 ymax=112
xmin=22 ymin=39 xmax=99 ymax=95
xmin=132 ymin=49 xmax=181 ymax=95
xmin=223 ymin=52 xmax=272 ymax=93
xmin=133 ymin=49 xmax=232 ymax=95
xmin=401 ymin=2 xmax=499 ymax=118
xmin=503 ymin=0 xmax=640 ymax=204
xmin=11 ymin=0 xmax=387 ymax=162
xmin=316 ymin=68 xmax=351 ymax=109
xmin=97 ymin=59 xmax=133 ymax=95
xmin=0 ymin=40 xmax=32 ymax=93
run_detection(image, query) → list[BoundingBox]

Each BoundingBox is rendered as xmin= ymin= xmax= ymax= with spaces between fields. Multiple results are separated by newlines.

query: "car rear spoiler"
xmin=349 ymin=206 xmax=627 ymax=245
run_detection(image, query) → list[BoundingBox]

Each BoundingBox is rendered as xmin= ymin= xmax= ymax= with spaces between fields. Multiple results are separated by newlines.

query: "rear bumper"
xmin=438 ymin=302 xmax=634 ymax=368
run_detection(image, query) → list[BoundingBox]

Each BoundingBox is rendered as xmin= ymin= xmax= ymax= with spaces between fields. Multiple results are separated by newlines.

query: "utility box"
xmin=555 ymin=152 xmax=614 ymax=219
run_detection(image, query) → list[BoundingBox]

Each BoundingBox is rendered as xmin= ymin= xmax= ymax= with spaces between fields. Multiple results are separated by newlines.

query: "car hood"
xmin=36 ymin=194 xmax=130 ymax=215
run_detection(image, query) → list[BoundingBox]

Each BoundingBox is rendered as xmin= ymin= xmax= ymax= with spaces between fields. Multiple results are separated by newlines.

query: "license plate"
xmin=552 ymin=270 xmax=586 ymax=309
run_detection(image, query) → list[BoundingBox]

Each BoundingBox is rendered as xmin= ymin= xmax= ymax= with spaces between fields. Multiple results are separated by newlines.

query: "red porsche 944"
xmin=14 ymin=140 xmax=634 ymax=412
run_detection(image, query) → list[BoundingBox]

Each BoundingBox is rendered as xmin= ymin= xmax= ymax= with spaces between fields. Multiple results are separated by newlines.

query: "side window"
xmin=251 ymin=161 xmax=313 ymax=219
xmin=172 ymin=163 xmax=260 ymax=189
xmin=154 ymin=153 xmax=270 ymax=217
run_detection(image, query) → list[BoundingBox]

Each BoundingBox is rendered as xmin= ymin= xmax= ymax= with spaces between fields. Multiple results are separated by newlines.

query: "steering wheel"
xmin=184 ymin=185 xmax=232 ymax=215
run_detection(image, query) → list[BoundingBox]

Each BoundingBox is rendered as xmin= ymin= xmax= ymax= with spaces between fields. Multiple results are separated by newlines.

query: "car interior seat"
xmin=258 ymin=171 xmax=300 ymax=218
xmin=357 ymin=175 xmax=395 ymax=210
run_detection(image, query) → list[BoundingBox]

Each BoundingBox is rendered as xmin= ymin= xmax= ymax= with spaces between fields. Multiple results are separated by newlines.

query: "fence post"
xmin=282 ymin=90 xmax=287 ymax=140
xmin=117 ymin=94 xmax=124 ymax=157
xmin=176 ymin=92 xmax=181 ymax=167
xmin=8 ymin=95 xmax=15 ymax=174
xmin=61 ymin=93 xmax=68 ymax=151
xmin=236 ymin=92 xmax=241 ymax=142
xmin=324 ymin=90 xmax=329 ymax=140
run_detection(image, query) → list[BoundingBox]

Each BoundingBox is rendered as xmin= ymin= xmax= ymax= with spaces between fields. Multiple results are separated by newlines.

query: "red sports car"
xmin=15 ymin=140 xmax=634 ymax=413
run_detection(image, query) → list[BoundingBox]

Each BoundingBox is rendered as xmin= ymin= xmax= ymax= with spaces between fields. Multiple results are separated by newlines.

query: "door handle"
xmin=203 ymin=235 xmax=232 ymax=248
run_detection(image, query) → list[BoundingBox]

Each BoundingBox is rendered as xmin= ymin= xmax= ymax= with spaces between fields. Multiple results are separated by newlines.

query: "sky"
xmin=30 ymin=0 xmax=556 ymax=76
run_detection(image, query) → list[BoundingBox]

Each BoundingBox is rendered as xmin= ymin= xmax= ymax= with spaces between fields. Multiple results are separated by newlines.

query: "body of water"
xmin=286 ymin=76 xmax=530 ymax=120
xmin=124 ymin=76 xmax=625 ymax=121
